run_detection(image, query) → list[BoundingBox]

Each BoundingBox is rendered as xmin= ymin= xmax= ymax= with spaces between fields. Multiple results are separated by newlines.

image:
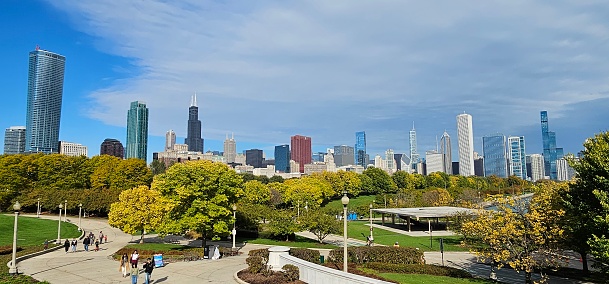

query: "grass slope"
xmin=377 ymin=273 xmax=494 ymax=284
xmin=0 ymin=214 xmax=80 ymax=246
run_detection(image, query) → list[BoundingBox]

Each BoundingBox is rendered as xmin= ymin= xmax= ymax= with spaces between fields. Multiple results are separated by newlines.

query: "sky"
xmin=1 ymin=0 xmax=609 ymax=162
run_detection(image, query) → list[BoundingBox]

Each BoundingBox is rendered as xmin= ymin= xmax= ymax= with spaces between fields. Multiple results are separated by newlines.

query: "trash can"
xmin=319 ymin=255 xmax=324 ymax=264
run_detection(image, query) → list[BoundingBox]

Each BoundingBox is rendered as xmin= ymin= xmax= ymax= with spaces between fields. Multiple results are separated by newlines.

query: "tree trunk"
xmin=140 ymin=229 xmax=145 ymax=243
xmin=579 ymin=250 xmax=589 ymax=273
xmin=525 ymin=272 xmax=532 ymax=284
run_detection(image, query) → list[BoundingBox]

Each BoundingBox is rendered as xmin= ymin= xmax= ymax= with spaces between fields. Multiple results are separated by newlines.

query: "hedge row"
xmin=329 ymin=246 xmax=424 ymax=265
xmin=248 ymin=248 xmax=270 ymax=262
xmin=365 ymin=262 xmax=472 ymax=278
xmin=289 ymin=248 xmax=320 ymax=263
xmin=113 ymin=247 xmax=206 ymax=260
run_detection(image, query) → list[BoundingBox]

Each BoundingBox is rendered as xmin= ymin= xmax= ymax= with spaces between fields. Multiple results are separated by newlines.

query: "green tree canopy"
xmin=363 ymin=167 xmax=397 ymax=194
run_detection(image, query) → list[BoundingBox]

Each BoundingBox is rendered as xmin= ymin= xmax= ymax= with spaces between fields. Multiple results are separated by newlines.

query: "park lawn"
xmin=347 ymin=221 xmax=467 ymax=252
xmin=121 ymin=243 xmax=188 ymax=251
xmin=0 ymin=214 xmax=80 ymax=246
xmin=375 ymin=273 xmax=494 ymax=284
xmin=241 ymin=235 xmax=338 ymax=249
xmin=324 ymin=195 xmax=377 ymax=212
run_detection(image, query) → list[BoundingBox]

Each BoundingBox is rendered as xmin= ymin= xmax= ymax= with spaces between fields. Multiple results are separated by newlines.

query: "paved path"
xmin=17 ymin=215 xmax=253 ymax=284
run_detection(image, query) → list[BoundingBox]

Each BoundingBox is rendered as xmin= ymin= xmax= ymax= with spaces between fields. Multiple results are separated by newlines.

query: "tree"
xmin=363 ymin=167 xmax=397 ymax=194
xmin=150 ymin=159 xmax=166 ymax=175
xmin=588 ymin=189 xmax=609 ymax=276
xmin=421 ymin=188 xmax=453 ymax=207
xmin=108 ymin=186 xmax=171 ymax=243
xmin=111 ymin=158 xmax=153 ymax=190
xmin=89 ymin=155 xmax=121 ymax=190
xmin=315 ymin=171 xmax=362 ymax=197
xmin=283 ymin=176 xmax=333 ymax=208
xmin=300 ymin=209 xmax=341 ymax=243
xmin=243 ymin=180 xmax=271 ymax=204
xmin=267 ymin=210 xmax=301 ymax=241
xmin=460 ymin=182 xmax=567 ymax=283
xmin=392 ymin=170 xmax=415 ymax=191
xmin=153 ymin=160 xmax=243 ymax=247
xmin=563 ymin=132 xmax=609 ymax=273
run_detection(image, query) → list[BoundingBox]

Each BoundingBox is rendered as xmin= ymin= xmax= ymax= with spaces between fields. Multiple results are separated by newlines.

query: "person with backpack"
xmin=142 ymin=258 xmax=154 ymax=284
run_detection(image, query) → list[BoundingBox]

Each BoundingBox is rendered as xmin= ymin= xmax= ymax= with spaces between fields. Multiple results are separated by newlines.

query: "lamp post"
xmin=232 ymin=204 xmax=237 ymax=249
xmin=78 ymin=203 xmax=83 ymax=231
xmin=64 ymin=200 xmax=67 ymax=223
xmin=341 ymin=191 xmax=350 ymax=272
xmin=37 ymin=198 xmax=41 ymax=218
xmin=57 ymin=204 xmax=63 ymax=244
xmin=9 ymin=201 xmax=21 ymax=275
xmin=369 ymin=203 xmax=374 ymax=246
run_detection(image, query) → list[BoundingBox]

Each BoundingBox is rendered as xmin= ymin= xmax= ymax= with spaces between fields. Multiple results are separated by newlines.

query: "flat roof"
xmin=372 ymin=206 xmax=476 ymax=219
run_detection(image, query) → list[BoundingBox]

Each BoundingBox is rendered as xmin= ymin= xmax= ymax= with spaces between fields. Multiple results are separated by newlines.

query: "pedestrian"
xmin=143 ymin=258 xmax=154 ymax=284
xmin=43 ymin=239 xmax=48 ymax=250
xmin=104 ymin=235 xmax=108 ymax=243
xmin=71 ymin=239 xmax=77 ymax=252
xmin=64 ymin=239 xmax=70 ymax=253
xmin=120 ymin=253 xmax=129 ymax=277
xmin=99 ymin=231 xmax=104 ymax=244
xmin=83 ymin=236 xmax=89 ymax=251
xmin=95 ymin=239 xmax=99 ymax=251
xmin=130 ymin=263 xmax=140 ymax=284
xmin=393 ymin=241 xmax=400 ymax=248
xmin=131 ymin=250 xmax=140 ymax=267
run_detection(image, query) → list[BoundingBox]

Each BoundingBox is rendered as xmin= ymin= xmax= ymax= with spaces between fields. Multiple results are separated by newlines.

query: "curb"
xmin=6 ymin=219 xmax=85 ymax=270
xmin=233 ymin=269 xmax=249 ymax=284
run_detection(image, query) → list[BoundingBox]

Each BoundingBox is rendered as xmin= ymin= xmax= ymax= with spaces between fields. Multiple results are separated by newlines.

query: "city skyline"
xmin=2 ymin=1 xmax=608 ymax=161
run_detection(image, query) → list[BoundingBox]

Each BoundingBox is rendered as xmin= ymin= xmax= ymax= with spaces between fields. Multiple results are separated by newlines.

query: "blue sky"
xmin=2 ymin=0 xmax=609 ymax=162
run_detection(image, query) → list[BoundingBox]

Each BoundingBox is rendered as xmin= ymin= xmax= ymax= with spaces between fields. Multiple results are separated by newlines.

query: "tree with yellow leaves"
xmin=460 ymin=181 xmax=567 ymax=283
xmin=108 ymin=185 xmax=172 ymax=243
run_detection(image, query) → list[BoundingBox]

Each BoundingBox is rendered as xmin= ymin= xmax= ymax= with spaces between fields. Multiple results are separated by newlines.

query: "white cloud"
xmin=49 ymin=0 xmax=609 ymax=155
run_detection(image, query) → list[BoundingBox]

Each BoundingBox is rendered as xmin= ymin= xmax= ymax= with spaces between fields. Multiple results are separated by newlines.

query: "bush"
xmin=248 ymin=248 xmax=269 ymax=263
xmin=246 ymin=256 xmax=266 ymax=274
xmin=282 ymin=264 xmax=300 ymax=281
xmin=328 ymin=246 xmax=424 ymax=265
xmin=365 ymin=262 xmax=472 ymax=278
xmin=289 ymin=248 xmax=320 ymax=263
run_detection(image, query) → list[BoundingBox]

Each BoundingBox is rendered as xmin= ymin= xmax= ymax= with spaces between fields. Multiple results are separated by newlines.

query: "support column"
xmin=382 ymin=214 xmax=385 ymax=226
xmin=407 ymin=216 xmax=411 ymax=232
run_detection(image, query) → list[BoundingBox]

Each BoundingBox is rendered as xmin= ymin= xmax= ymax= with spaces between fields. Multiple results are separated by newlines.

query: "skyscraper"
xmin=425 ymin=150 xmax=443 ymax=174
xmin=385 ymin=149 xmax=396 ymax=173
xmin=291 ymin=135 xmax=311 ymax=173
xmin=334 ymin=145 xmax=355 ymax=167
xmin=540 ymin=111 xmax=563 ymax=180
xmin=355 ymin=131 xmax=367 ymax=168
xmin=100 ymin=138 xmax=124 ymax=158
xmin=409 ymin=122 xmax=419 ymax=164
xmin=165 ymin=129 xmax=176 ymax=151
xmin=223 ymin=133 xmax=236 ymax=163
xmin=456 ymin=113 xmax=475 ymax=176
xmin=185 ymin=94 xmax=203 ymax=152
xmin=482 ymin=134 xmax=508 ymax=178
xmin=58 ymin=141 xmax=88 ymax=157
xmin=25 ymin=47 xmax=66 ymax=153
xmin=440 ymin=131 xmax=452 ymax=174
xmin=275 ymin=144 xmax=290 ymax=173
xmin=529 ymin=154 xmax=545 ymax=182
xmin=126 ymin=101 xmax=149 ymax=161
xmin=4 ymin=126 xmax=26 ymax=154
xmin=245 ymin=149 xmax=264 ymax=168
xmin=508 ymin=136 xmax=527 ymax=179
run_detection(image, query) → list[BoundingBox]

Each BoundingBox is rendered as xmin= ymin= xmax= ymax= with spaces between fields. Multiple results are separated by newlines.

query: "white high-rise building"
xmin=529 ymin=154 xmax=545 ymax=182
xmin=385 ymin=149 xmax=395 ymax=173
xmin=59 ymin=141 xmax=88 ymax=157
xmin=440 ymin=131 xmax=452 ymax=174
xmin=508 ymin=136 xmax=527 ymax=179
xmin=223 ymin=133 xmax=237 ymax=163
xmin=374 ymin=154 xmax=383 ymax=169
xmin=426 ymin=150 xmax=444 ymax=174
xmin=557 ymin=157 xmax=576 ymax=181
xmin=165 ymin=129 xmax=176 ymax=151
xmin=409 ymin=122 xmax=419 ymax=164
xmin=456 ymin=113 xmax=475 ymax=176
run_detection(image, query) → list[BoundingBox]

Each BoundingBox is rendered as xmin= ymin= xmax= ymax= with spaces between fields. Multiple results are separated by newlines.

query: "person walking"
xmin=131 ymin=250 xmax=140 ymax=267
xmin=64 ymin=239 xmax=70 ymax=253
xmin=130 ymin=263 xmax=140 ymax=284
xmin=94 ymin=239 xmax=99 ymax=252
xmin=120 ymin=253 xmax=129 ymax=277
xmin=71 ymin=239 xmax=77 ymax=252
xmin=143 ymin=258 xmax=154 ymax=284
xmin=83 ymin=236 xmax=89 ymax=251
xmin=43 ymin=239 xmax=48 ymax=250
xmin=99 ymin=231 xmax=104 ymax=244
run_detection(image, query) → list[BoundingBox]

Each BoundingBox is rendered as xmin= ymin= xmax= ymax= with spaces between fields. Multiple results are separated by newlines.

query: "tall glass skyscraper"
xmin=456 ymin=113 xmax=475 ymax=176
xmin=409 ymin=122 xmax=419 ymax=164
xmin=185 ymin=94 xmax=203 ymax=152
xmin=355 ymin=131 xmax=366 ymax=168
xmin=25 ymin=48 xmax=66 ymax=153
xmin=482 ymin=134 xmax=508 ymax=178
xmin=126 ymin=101 xmax=149 ymax=161
xmin=4 ymin=126 xmax=26 ymax=154
xmin=540 ymin=111 xmax=563 ymax=180
xmin=275 ymin=144 xmax=290 ymax=173
xmin=508 ymin=136 xmax=527 ymax=179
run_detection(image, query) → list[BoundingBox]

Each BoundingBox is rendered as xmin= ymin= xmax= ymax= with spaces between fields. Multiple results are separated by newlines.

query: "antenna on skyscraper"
xmin=436 ymin=135 xmax=439 ymax=152
xmin=191 ymin=93 xmax=198 ymax=107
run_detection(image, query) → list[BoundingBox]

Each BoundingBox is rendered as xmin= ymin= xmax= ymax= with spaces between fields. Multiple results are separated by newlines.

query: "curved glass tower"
xmin=26 ymin=48 xmax=66 ymax=153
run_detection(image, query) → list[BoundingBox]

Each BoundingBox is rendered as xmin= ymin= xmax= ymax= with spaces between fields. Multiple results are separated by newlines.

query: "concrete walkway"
xmin=16 ymin=215 xmax=255 ymax=284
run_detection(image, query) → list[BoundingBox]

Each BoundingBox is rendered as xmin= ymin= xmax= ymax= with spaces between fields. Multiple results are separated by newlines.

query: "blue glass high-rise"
xmin=25 ymin=48 xmax=66 ymax=153
xmin=355 ymin=131 xmax=366 ymax=168
xmin=126 ymin=101 xmax=149 ymax=161
xmin=275 ymin=145 xmax=290 ymax=173
xmin=508 ymin=136 xmax=527 ymax=180
xmin=482 ymin=134 xmax=508 ymax=178
xmin=541 ymin=111 xmax=563 ymax=180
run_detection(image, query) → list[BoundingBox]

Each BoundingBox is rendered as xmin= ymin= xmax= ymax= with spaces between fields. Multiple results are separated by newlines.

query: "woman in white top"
xmin=131 ymin=250 xmax=140 ymax=266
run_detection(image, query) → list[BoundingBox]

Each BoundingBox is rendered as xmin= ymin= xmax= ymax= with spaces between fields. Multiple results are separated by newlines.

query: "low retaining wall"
xmin=268 ymin=246 xmax=392 ymax=284
xmin=7 ymin=226 xmax=85 ymax=269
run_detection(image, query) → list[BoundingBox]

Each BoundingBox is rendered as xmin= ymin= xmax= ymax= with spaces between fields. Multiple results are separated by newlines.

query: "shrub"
xmin=289 ymin=248 xmax=320 ymax=263
xmin=365 ymin=262 xmax=472 ymax=278
xmin=328 ymin=246 xmax=424 ymax=265
xmin=282 ymin=264 xmax=300 ymax=281
xmin=248 ymin=248 xmax=269 ymax=263
xmin=246 ymin=256 xmax=265 ymax=274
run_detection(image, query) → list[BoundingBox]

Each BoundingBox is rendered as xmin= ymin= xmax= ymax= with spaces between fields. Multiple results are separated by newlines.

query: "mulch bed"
xmin=237 ymin=270 xmax=306 ymax=284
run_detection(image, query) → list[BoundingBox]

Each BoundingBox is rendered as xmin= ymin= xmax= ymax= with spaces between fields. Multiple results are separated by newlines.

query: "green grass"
xmin=324 ymin=195 xmax=377 ymax=212
xmin=121 ymin=243 xmax=188 ymax=251
xmin=347 ymin=221 xmax=467 ymax=252
xmin=241 ymin=235 xmax=338 ymax=249
xmin=0 ymin=214 xmax=81 ymax=246
xmin=375 ymin=273 xmax=494 ymax=284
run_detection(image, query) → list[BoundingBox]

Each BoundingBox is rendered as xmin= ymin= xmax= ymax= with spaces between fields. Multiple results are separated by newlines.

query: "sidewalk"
xmin=16 ymin=215 xmax=253 ymax=284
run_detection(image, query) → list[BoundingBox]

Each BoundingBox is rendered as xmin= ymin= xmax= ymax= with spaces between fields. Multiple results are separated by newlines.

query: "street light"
xmin=232 ymin=204 xmax=237 ymax=249
xmin=369 ymin=203 xmax=374 ymax=246
xmin=78 ymin=203 xmax=83 ymax=231
xmin=64 ymin=200 xmax=67 ymax=223
xmin=341 ymin=191 xmax=350 ymax=272
xmin=37 ymin=198 xmax=41 ymax=218
xmin=9 ymin=201 xmax=21 ymax=275
xmin=56 ymin=204 xmax=63 ymax=244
